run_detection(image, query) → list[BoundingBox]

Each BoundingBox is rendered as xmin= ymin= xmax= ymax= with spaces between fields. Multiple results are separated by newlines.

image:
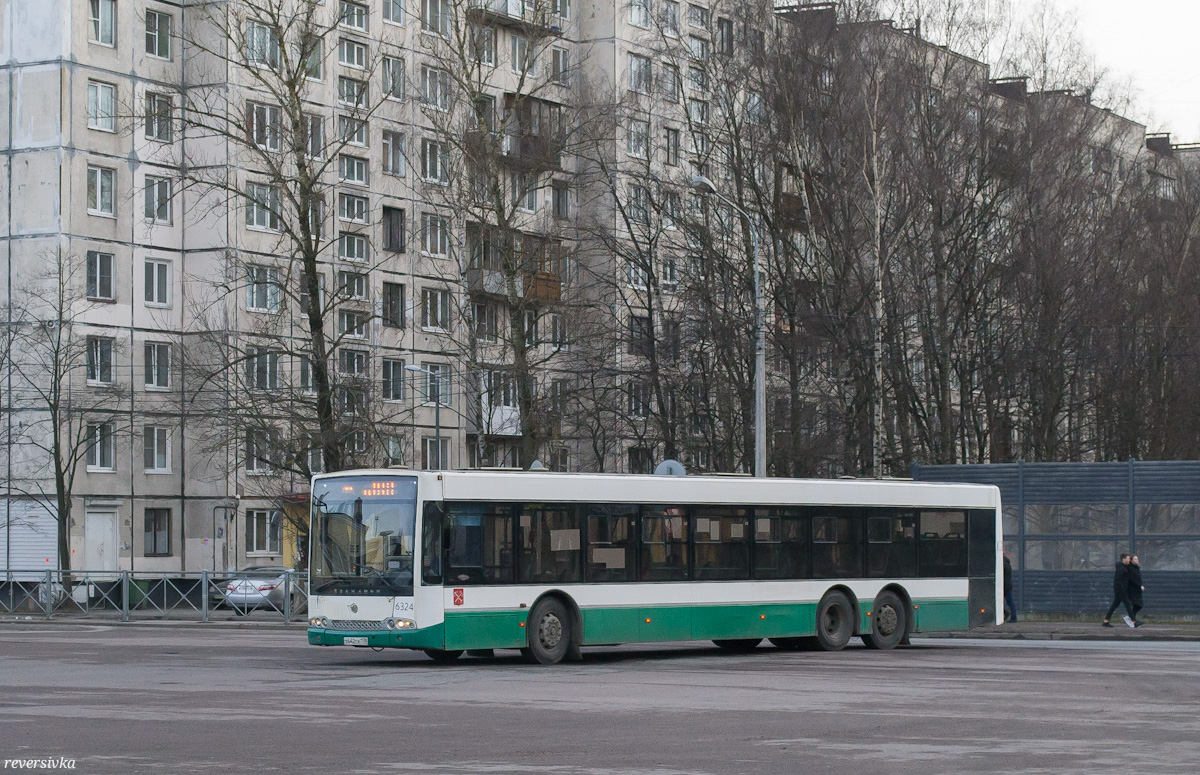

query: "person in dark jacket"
xmin=1003 ymin=551 xmax=1016 ymax=623
xmin=1102 ymin=553 xmax=1135 ymax=627
xmin=1127 ymin=554 xmax=1144 ymax=625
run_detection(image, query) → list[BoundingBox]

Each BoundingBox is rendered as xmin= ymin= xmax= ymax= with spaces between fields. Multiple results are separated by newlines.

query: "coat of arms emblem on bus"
xmin=453 ymin=589 xmax=464 ymax=606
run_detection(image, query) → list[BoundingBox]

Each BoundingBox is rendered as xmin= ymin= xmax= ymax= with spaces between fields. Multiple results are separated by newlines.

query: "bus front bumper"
xmin=307 ymin=623 xmax=446 ymax=649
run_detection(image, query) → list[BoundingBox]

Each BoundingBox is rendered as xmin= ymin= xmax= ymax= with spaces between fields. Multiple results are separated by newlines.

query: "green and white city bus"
xmin=307 ymin=470 xmax=1001 ymax=664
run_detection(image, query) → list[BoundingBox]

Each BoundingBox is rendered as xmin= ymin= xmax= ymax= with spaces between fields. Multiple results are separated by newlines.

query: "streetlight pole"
xmin=690 ymin=176 xmax=766 ymax=478
xmin=405 ymin=365 xmax=442 ymax=469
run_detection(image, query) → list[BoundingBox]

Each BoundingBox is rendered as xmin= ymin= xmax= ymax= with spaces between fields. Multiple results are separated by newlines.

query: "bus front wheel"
xmin=815 ymin=591 xmax=855 ymax=651
xmin=862 ymin=591 xmax=907 ymax=650
xmin=525 ymin=597 xmax=571 ymax=665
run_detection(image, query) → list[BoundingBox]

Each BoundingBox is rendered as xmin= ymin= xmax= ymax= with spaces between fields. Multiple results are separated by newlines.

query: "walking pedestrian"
xmin=1102 ymin=553 xmax=1136 ymax=628
xmin=1127 ymin=554 xmax=1144 ymax=626
xmin=1003 ymin=550 xmax=1017 ymax=623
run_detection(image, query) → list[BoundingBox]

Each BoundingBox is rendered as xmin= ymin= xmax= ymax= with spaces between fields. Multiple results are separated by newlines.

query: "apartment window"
xmin=382 ymin=130 xmax=407 ymax=176
xmin=338 ymin=192 xmax=369 ymax=222
xmin=142 ymin=259 xmax=169 ymax=307
xmin=303 ymin=113 xmax=324 ymax=158
xmin=629 ymin=184 xmax=650 ymax=225
xmin=144 ymin=509 xmax=171 ymax=555
xmin=662 ymin=190 xmax=681 ymax=230
xmin=627 ymin=119 xmax=650 ymax=159
xmin=248 ymin=102 xmax=281 ymax=151
xmin=145 ymin=342 xmax=170 ymax=388
xmin=339 ymin=115 xmax=367 ymax=146
xmin=339 ymin=309 xmax=367 ymax=338
xmin=421 ymin=66 xmax=451 ymax=109
xmin=87 ymin=81 xmax=116 ymax=132
xmin=688 ymin=98 xmax=709 ymax=125
xmin=246 ymin=265 xmax=281 ymax=312
xmin=246 ymin=22 xmax=281 ymax=68
xmin=423 ymin=436 xmax=450 ymax=469
xmin=338 ymin=76 xmax=368 ymax=107
xmin=628 ymin=380 xmax=651 ymax=418
xmin=511 ymin=171 xmax=538 ymax=212
xmin=551 ymin=47 xmax=570 ymax=85
xmin=339 ymin=347 xmax=367 ymax=374
xmin=628 ymin=259 xmax=648 ymax=289
xmin=298 ymin=274 xmax=326 ymax=317
xmin=245 ymin=182 xmax=281 ymax=230
xmin=382 ymin=281 xmax=405 ymax=327
xmin=303 ymin=38 xmax=324 ymax=80
xmin=144 ymin=93 xmax=173 ymax=141
xmin=471 ymin=301 xmax=498 ymax=342
xmin=144 ymin=427 xmax=170 ymax=473
xmin=422 ymin=288 xmax=450 ymax=330
xmin=421 ymin=139 xmax=449 ymax=183
xmin=629 ymin=315 xmax=652 ymax=356
xmin=472 ymin=26 xmax=496 ymax=65
xmin=245 ymin=509 xmax=281 ymax=553
xmin=552 ymin=182 xmax=570 ymax=219
xmin=629 ymin=0 xmax=651 ymax=28
xmin=665 ymin=127 xmax=681 ymax=165
xmin=523 ymin=309 xmax=539 ymax=346
xmin=422 ymin=362 xmax=451 ymax=405
xmin=422 ymin=213 xmax=450 ymax=256
xmin=688 ymin=3 xmax=710 ymax=27
xmin=688 ymin=35 xmax=709 ymax=60
xmin=550 ymin=314 xmax=569 ymax=347
xmin=339 ymin=1 xmax=368 ymax=32
xmin=304 ymin=196 xmax=326 ymax=239
xmin=246 ymin=346 xmax=280 ymax=390
xmin=338 ymin=37 xmax=367 ymax=68
xmin=90 ymin=0 xmax=116 ymax=45
xmin=422 ymin=0 xmax=451 ymax=37
xmin=338 ymin=270 xmax=368 ymax=301
xmin=382 ymin=207 xmax=406 ymax=252
xmin=87 ymin=337 xmax=114 ymax=384
xmin=338 ymin=231 xmax=369 ymax=261
xmin=382 ymin=359 xmax=406 ymax=400
xmin=298 ymin=357 xmax=316 ymax=392
xmin=511 ymin=34 xmax=536 ymax=75
xmin=553 ymin=0 xmax=571 ymax=19
xmin=688 ymin=65 xmax=708 ymax=92
xmin=87 ymin=251 xmax=114 ymax=301
xmin=628 ymin=54 xmax=651 ymax=94
xmin=663 ymin=1 xmax=680 ymax=36
xmin=384 ymin=0 xmax=406 ymax=24
xmin=339 ymin=154 xmax=368 ymax=185
xmin=717 ymin=17 xmax=734 ymax=56
xmin=146 ymin=10 xmax=172 ymax=59
xmin=662 ymin=64 xmax=681 ymax=102
xmin=87 ymin=423 xmax=115 ymax=470
xmin=746 ymin=91 xmax=765 ymax=124
xmin=143 ymin=176 xmax=172 ymax=224
xmin=384 ymin=57 xmax=405 ymax=99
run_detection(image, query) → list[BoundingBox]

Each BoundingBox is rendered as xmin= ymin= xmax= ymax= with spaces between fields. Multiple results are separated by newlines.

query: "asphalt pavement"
xmin=2 ymin=624 xmax=1199 ymax=775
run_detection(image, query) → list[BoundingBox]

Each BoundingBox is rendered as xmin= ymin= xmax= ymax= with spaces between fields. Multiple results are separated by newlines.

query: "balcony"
xmin=523 ymin=270 xmax=561 ymax=303
xmin=467 ymin=0 xmax=563 ymax=35
xmin=466 ymin=267 xmax=561 ymax=304
xmin=501 ymin=133 xmax=565 ymax=170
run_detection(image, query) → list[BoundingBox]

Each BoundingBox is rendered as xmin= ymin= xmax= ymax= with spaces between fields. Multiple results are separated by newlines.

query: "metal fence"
xmin=912 ymin=459 xmax=1200 ymax=616
xmin=0 ymin=570 xmax=308 ymax=623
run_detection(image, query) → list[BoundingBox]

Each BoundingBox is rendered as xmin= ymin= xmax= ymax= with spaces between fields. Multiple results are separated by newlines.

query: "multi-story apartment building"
xmin=2 ymin=0 xmax=1195 ymax=574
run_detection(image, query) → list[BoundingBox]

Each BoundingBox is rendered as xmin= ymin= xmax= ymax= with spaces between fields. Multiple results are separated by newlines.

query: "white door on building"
xmin=84 ymin=511 xmax=118 ymax=571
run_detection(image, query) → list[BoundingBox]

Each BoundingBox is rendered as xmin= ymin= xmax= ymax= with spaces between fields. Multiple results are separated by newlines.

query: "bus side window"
xmin=421 ymin=502 xmax=443 ymax=585
xmin=753 ymin=509 xmax=809 ymax=580
xmin=641 ymin=506 xmax=689 ymax=581
xmin=918 ymin=510 xmax=968 ymax=577
xmin=587 ymin=505 xmax=637 ymax=582
xmin=444 ymin=503 xmax=514 ymax=584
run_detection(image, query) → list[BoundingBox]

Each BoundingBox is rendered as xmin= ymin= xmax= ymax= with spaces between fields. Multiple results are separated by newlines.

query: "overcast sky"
xmin=1027 ymin=0 xmax=1200 ymax=140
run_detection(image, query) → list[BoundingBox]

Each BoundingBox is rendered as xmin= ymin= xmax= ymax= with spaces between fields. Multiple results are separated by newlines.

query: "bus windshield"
xmin=310 ymin=475 xmax=418 ymax=596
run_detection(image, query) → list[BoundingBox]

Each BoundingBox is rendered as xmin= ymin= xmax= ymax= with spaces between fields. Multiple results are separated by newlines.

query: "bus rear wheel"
xmin=815 ymin=591 xmax=855 ymax=651
xmin=713 ymin=638 xmax=762 ymax=652
xmin=526 ymin=597 xmax=571 ymax=665
xmin=422 ymin=649 xmax=464 ymax=662
xmin=862 ymin=591 xmax=907 ymax=650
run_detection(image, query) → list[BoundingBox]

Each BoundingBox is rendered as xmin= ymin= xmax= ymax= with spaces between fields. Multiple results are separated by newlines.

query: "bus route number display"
xmin=342 ymin=481 xmax=397 ymax=498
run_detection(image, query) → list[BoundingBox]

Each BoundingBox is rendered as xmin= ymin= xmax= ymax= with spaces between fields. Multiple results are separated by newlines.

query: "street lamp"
xmin=690 ymin=175 xmax=766 ymax=478
xmin=405 ymin=364 xmax=443 ymax=469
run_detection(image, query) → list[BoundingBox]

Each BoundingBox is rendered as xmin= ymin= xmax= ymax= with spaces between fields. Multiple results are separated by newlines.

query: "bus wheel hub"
xmin=540 ymin=613 xmax=563 ymax=648
xmin=876 ymin=606 xmax=899 ymax=636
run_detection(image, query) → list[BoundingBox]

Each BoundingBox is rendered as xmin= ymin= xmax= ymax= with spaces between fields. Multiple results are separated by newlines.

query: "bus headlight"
xmin=385 ymin=618 xmax=416 ymax=630
xmin=310 ymin=616 xmax=328 ymax=628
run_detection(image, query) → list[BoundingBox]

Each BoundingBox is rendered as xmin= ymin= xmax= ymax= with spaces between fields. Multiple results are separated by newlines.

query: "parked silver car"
xmin=220 ymin=566 xmax=305 ymax=615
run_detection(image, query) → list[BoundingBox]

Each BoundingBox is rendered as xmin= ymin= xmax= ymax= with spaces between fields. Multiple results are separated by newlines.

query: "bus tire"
xmin=422 ymin=649 xmax=464 ymax=662
xmin=713 ymin=638 xmax=762 ymax=652
xmin=526 ymin=597 xmax=571 ymax=665
xmin=815 ymin=591 xmax=855 ymax=651
xmin=862 ymin=591 xmax=907 ymax=651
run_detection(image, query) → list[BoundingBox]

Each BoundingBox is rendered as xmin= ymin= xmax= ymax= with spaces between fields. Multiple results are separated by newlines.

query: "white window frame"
xmin=338 ymin=192 xmax=369 ymax=223
xmin=143 ymin=175 xmax=173 ymax=225
xmin=339 ymin=115 xmax=368 ymax=146
xmin=245 ymin=264 xmax=282 ymax=313
xmin=339 ymin=1 xmax=369 ymax=32
xmin=245 ymin=182 xmax=281 ymax=231
xmin=384 ymin=57 xmax=406 ymax=100
xmin=86 ymin=422 xmax=116 ymax=471
xmin=145 ymin=10 xmax=173 ymax=60
xmin=339 ymin=154 xmax=368 ymax=186
xmin=144 ymin=425 xmax=170 ymax=473
xmin=87 ymin=166 xmax=116 ymax=217
xmin=87 ymin=251 xmax=115 ymax=301
xmin=246 ymin=22 xmax=281 ymax=69
xmin=245 ymin=509 xmax=281 ymax=553
xmin=144 ymin=92 xmax=173 ymax=142
xmin=338 ymin=76 xmax=368 ymax=107
xmin=338 ymin=37 xmax=367 ymax=69
xmin=337 ymin=270 xmax=368 ymax=300
xmin=383 ymin=131 xmax=407 ymax=176
xmin=628 ymin=54 xmax=651 ymax=94
xmin=629 ymin=0 xmax=651 ymax=28
xmin=87 ymin=336 xmax=115 ymax=385
xmin=245 ymin=432 xmax=276 ymax=475
xmin=145 ymin=259 xmax=170 ymax=307
xmin=87 ymin=81 xmax=116 ymax=132
xmin=421 ymin=65 xmax=451 ymax=110
xmin=383 ymin=0 xmax=406 ymax=26
xmin=89 ymin=0 xmax=116 ymax=47
xmin=144 ymin=341 xmax=171 ymax=389
xmin=339 ymin=309 xmax=368 ymax=338
xmin=421 ymin=288 xmax=450 ymax=331
xmin=421 ymin=0 xmax=451 ymax=38
xmin=421 ymin=362 xmax=451 ymax=405
xmin=421 ymin=213 xmax=450 ymax=256
xmin=627 ymin=119 xmax=650 ymax=159
xmin=249 ymin=102 xmax=282 ymax=152
xmin=338 ymin=231 xmax=369 ymax=261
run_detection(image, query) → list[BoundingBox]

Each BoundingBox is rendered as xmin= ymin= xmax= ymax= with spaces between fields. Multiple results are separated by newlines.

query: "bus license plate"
xmin=343 ymin=636 xmax=368 ymax=646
